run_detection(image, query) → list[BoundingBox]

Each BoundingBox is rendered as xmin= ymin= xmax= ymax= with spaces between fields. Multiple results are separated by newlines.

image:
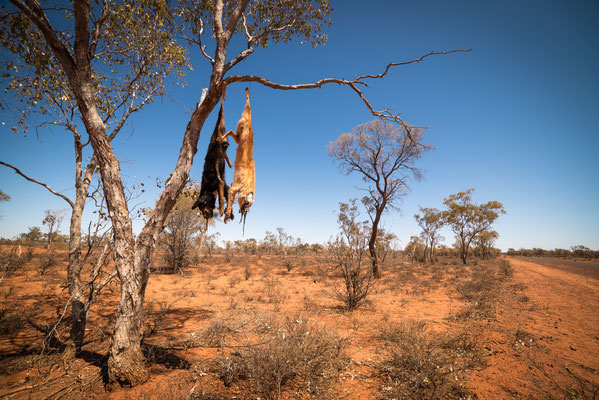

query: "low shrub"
xmin=214 ymin=316 xmax=347 ymax=400
xmin=377 ymin=320 xmax=481 ymax=400
xmin=0 ymin=246 xmax=26 ymax=275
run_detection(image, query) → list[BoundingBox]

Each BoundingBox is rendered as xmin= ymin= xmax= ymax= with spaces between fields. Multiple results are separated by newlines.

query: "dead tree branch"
xmin=0 ymin=161 xmax=74 ymax=208
xmin=224 ymin=49 xmax=470 ymax=139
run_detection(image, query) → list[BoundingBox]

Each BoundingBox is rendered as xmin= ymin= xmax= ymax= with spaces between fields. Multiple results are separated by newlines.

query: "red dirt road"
xmin=469 ymin=257 xmax=599 ymax=399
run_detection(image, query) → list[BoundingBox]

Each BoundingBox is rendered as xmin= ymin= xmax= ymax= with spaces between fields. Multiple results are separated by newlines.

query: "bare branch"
xmin=197 ymin=18 xmax=215 ymax=64
xmin=240 ymin=12 xmax=252 ymax=41
xmin=224 ymin=49 xmax=471 ymax=136
xmin=95 ymin=270 xmax=117 ymax=296
xmin=224 ymin=13 xmax=297 ymax=72
xmin=196 ymin=88 xmax=208 ymax=110
xmin=89 ymin=0 xmax=109 ymax=58
xmin=0 ymin=161 xmax=74 ymax=208
xmin=104 ymin=59 xmax=151 ymax=124
xmin=356 ymin=49 xmax=471 ymax=81
xmin=251 ymin=18 xmax=298 ymax=46
xmin=89 ymin=235 xmax=112 ymax=286
xmin=224 ymin=47 xmax=254 ymax=72
xmin=93 ymin=47 xmax=135 ymax=58
xmin=108 ymin=88 xmax=157 ymax=140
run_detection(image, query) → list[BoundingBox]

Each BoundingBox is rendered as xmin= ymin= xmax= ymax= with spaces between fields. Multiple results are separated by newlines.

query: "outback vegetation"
xmin=1 ymin=232 xmax=598 ymax=399
xmin=0 ymin=0 xmax=597 ymax=399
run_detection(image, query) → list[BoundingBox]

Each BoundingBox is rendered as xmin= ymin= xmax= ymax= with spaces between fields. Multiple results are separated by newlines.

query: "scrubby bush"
xmin=214 ymin=317 xmax=347 ymax=400
xmin=377 ymin=320 xmax=481 ymax=400
xmin=455 ymin=260 xmax=512 ymax=320
xmin=329 ymin=199 xmax=374 ymax=309
xmin=0 ymin=246 xmax=26 ymax=274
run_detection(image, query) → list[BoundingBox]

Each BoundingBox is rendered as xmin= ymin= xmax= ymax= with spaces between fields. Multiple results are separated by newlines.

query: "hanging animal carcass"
xmin=192 ymin=89 xmax=232 ymax=219
xmin=222 ymin=87 xmax=255 ymax=227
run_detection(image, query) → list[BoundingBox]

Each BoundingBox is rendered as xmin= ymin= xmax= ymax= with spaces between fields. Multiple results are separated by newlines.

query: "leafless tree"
xmin=328 ymin=120 xmax=430 ymax=277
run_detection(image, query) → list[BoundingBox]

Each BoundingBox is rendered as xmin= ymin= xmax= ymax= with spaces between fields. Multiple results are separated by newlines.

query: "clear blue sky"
xmin=1 ymin=0 xmax=598 ymax=251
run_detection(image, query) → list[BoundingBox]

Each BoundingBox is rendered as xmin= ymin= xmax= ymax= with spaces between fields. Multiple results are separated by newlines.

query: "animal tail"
xmin=244 ymin=87 xmax=251 ymax=116
xmin=217 ymin=85 xmax=227 ymax=135
xmin=239 ymin=211 xmax=247 ymax=236
xmin=204 ymin=217 xmax=209 ymax=233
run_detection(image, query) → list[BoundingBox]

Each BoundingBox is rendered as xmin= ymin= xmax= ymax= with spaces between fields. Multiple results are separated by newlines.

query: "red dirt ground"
xmin=0 ymin=248 xmax=598 ymax=399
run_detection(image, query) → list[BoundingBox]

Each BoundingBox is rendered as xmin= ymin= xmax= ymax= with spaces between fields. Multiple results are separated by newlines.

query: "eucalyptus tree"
xmin=414 ymin=206 xmax=444 ymax=263
xmin=1 ymin=1 xmax=187 ymax=355
xmin=443 ymin=189 xmax=505 ymax=264
xmin=1 ymin=0 xmax=467 ymax=386
xmin=328 ymin=120 xmax=430 ymax=277
xmin=474 ymin=229 xmax=499 ymax=259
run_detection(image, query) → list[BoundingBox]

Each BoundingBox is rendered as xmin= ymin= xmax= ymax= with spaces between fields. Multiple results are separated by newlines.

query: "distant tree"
xmin=436 ymin=244 xmax=455 ymax=258
xmin=474 ymin=229 xmax=499 ymax=259
xmin=414 ymin=207 xmax=445 ymax=263
xmin=262 ymin=231 xmax=278 ymax=255
xmin=296 ymin=242 xmax=311 ymax=256
xmin=158 ymin=188 xmax=208 ymax=274
xmin=20 ymin=226 xmax=43 ymax=242
xmin=374 ymin=229 xmax=399 ymax=268
xmin=42 ymin=209 xmax=64 ymax=249
xmin=276 ymin=227 xmax=292 ymax=255
xmin=202 ymin=232 xmax=221 ymax=257
xmin=404 ymin=235 xmax=426 ymax=262
xmin=311 ymin=243 xmax=324 ymax=255
xmin=242 ymin=238 xmax=258 ymax=255
xmin=442 ymin=189 xmax=506 ymax=264
xmin=329 ymin=199 xmax=373 ymax=310
xmin=328 ymin=120 xmax=430 ymax=277
xmin=552 ymin=248 xmax=570 ymax=258
xmin=571 ymin=245 xmax=591 ymax=258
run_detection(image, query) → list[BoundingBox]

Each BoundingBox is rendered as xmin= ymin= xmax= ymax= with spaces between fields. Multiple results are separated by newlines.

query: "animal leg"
xmin=217 ymin=176 xmax=226 ymax=216
xmin=224 ymin=184 xmax=239 ymax=223
xmin=223 ymin=148 xmax=233 ymax=169
xmin=219 ymin=130 xmax=239 ymax=144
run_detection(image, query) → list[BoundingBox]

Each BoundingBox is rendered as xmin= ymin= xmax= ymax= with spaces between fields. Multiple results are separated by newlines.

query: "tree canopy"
xmin=443 ymin=189 xmax=505 ymax=264
xmin=328 ymin=119 xmax=430 ymax=276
